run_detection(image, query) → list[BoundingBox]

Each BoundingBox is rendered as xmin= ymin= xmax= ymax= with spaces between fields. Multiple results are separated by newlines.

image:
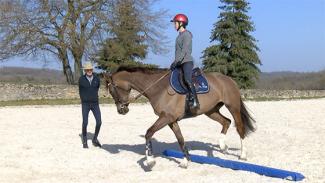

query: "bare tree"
xmin=132 ymin=0 xmax=169 ymax=55
xmin=65 ymin=0 xmax=112 ymax=80
xmin=0 ymin=0 xmax=111 ymax=84
xmin=0 ymin=0 xmax=168 ymax=84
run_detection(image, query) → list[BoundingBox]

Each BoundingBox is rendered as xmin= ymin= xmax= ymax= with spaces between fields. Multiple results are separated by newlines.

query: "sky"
xmin=1 ymin=0 xmax=325 ymax=72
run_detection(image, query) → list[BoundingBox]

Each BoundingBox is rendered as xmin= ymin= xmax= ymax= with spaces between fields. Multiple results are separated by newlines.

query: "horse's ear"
xmin=103 ymin=72 xmax=111 ymax=80
xmin=103 ymin=72 xmax=113 ymax=85
xmin=103 ymin=73 xmax=111 ymax=90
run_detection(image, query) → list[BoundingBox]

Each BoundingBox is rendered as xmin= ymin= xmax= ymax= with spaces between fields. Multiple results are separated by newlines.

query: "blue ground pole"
xmin=163 ymin=149 xmax=305 ymax=181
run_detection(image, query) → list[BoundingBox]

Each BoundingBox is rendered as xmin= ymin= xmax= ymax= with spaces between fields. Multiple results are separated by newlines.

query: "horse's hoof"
xmin=145 ymin=158 xmax=156 ymax=169
xmin=239 ymin=155 xmax=247 ymax=161
xmin=239 ymin=157 xmax=247 ymax=161
xmin=179 ymin=162 xmax=188 ymax=169
xmin=220 ymin=144 xmax=228 ymax=153
xmin=179 ymin=158 xmax=189 ymax=169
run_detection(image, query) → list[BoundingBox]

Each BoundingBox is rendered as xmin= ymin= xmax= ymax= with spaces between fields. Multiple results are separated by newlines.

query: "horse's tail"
xmin=240 ymin=98 xmax=256 ymax=136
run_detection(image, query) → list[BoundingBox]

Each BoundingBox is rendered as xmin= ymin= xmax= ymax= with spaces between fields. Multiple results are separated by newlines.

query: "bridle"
xmin=106 ymin=71 xmax=170 ymax=108
xmin=107 ymin=75 xmax=129 ymax=109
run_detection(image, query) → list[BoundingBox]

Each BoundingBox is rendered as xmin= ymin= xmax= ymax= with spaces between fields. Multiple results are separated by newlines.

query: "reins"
xmin=129 ymin=71 xmax=170 ymax=103
xmin=107 ymin=71 xmax=170 ymax=105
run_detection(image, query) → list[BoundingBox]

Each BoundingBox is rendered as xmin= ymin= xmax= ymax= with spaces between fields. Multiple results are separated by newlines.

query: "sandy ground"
xmin=0 ymin=99 xmax=325 ymax=183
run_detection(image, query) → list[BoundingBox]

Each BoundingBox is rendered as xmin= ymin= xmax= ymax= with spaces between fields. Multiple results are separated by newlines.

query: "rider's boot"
xmin=185 ymin=80 xmax=200 ymax=110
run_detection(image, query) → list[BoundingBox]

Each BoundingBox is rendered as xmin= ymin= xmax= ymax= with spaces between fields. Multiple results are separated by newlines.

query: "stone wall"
xmin=0 ymin=83 xmax=80 ymax=101
xmin=1 ymin=83 xmax=325 ymax=101
xmin=241 ymin=89 xmax=325 ymax=100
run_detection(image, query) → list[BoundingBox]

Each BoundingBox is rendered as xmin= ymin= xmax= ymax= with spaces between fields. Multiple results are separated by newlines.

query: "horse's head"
xmin=104 ymin=72 xmax=131 ymax=115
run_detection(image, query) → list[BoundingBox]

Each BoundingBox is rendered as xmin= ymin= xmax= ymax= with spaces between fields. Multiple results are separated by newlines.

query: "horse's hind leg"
xmin=144 ymin=113 xmax=171 ymax=169
xmin=168 ymin=122 xmax=190 ymax=168
xmin=205 ymin=109 xmax=231 ymax=152
xmin=226 ymin=105 xmax=247 ymax=160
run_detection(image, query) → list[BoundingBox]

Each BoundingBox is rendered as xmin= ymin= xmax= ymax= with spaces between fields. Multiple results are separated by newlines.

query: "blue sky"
xmin=1 ymin=0 xmax=325 ymax=72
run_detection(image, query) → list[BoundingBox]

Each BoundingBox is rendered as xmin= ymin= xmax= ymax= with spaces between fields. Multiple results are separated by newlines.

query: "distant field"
xmin=1 ymin=66 xmax=325 ymax=89
xmin=0 ymin=67 xmax=67 ymax=84
xmin=256 ymin=70 xmax=325 ymax=90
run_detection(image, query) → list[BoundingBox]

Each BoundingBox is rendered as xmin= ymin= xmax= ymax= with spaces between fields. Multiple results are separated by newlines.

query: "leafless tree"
xmin=0 ymin=0 xmax=168 ymax=84
xmin=132 ymin=0 xmax=169 ymax=55
xmin=0 ymin=0 xmax=111 ymax=84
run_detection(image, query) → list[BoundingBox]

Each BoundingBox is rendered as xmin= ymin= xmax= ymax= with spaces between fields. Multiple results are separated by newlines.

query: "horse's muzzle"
xmin=117 ymin=104 xmax=129 ymax=115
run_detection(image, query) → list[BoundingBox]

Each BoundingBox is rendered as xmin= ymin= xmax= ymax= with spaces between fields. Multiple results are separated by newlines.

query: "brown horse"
xmin=104 ymin=66 xmax=255 ymax=169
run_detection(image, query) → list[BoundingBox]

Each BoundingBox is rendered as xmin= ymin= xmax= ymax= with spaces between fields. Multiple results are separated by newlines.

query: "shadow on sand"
xmin=79 ymin=132 xmax=96 ymax=141
xmin=93 ymin=135 xmax=241 ymax=172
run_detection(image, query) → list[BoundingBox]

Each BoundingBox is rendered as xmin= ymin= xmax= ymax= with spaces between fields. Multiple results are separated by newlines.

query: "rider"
xmin=170 ymin=13 xmax=200 ymax=110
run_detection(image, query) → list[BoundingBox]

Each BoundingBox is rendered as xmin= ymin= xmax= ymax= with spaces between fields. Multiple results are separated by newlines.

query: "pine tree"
xmin=202 ymin=0 xmax=261 ymax=89
xmin=97 ymin=0 xmax=155 ymax=71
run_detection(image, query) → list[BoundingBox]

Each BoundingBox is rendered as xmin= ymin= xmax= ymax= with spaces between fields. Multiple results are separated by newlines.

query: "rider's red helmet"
xmin=171 ymin=14 xmax=188 ymax=26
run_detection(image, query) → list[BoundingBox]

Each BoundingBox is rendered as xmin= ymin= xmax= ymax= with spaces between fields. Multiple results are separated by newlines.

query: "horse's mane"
xmin=116 ymin=66 xmax=168 ymax=74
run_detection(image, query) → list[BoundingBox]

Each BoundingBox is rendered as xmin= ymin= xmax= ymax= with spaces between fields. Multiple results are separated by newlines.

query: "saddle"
xmin=170 ymin=67 xmax=209 ymax=94
xmin=169 ymin=67 xmax=209 ymax=119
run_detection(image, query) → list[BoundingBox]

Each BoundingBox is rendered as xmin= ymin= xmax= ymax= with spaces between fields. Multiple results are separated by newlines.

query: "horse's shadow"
xmin=100 ymin=135 xmax=240 ymax=171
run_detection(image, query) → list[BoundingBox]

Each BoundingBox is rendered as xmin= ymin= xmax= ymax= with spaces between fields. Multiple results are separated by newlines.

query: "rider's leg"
xmin=182 ymin=61 xmax=200 ymax=109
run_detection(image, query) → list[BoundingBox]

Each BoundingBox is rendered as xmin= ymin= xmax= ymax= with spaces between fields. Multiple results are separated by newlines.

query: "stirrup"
xmin=191 ymin=101 xmax=200 ymax=110
xmin=190 ymin=95 xmax=200 ymax=110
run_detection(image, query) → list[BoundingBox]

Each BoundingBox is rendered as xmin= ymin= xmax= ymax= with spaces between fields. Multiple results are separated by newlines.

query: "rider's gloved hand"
xmin=170 ymin=62 xmax=177 ymax=70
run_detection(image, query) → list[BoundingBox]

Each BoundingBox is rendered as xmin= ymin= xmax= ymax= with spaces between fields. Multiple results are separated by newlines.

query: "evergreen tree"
xmin=202 ymin=0 xmax=261 ymax=88
xmin=97 ymin=0 xmax=146 ymax=71
xmin=97 ymin=0 xmax=156 ymax=71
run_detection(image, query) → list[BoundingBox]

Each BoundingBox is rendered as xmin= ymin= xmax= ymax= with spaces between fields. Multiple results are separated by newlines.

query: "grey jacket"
xmin=174 ymin=30 xmax=194 ymax=65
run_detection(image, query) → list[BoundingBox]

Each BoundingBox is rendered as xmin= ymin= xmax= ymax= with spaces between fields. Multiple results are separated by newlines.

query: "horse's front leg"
xmin=168 ymin=122 xmax=190 ymax=168
xmin=144 ymin=113 xmax=171 ymax=169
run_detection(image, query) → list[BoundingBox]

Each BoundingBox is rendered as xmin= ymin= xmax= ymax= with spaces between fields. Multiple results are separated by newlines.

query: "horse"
xmin=104 ymin=66 xmax=256 ymax=169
